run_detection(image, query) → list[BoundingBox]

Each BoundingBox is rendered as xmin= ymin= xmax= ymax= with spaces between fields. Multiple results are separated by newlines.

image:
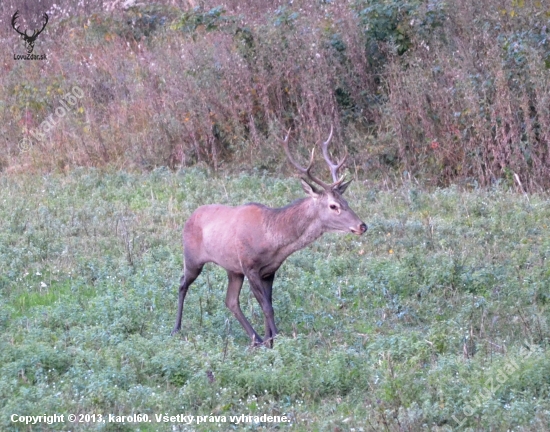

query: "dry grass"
xmin=0 ymin=0 xmax=549 ymax=190
xmin=384 ymin=0 xmax=550 ymax=190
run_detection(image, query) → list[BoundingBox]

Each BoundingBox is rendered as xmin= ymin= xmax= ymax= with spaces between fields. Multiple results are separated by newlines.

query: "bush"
xmin=0 ymin=0 xmax=549 ymax=184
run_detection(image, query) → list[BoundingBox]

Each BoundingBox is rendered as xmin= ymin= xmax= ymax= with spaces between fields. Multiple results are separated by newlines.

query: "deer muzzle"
xmin=351 ymin=222 xmax=368 ymax=235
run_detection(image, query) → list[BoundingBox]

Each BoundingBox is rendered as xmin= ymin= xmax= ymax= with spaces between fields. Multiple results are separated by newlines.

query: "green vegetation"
xmin=0 ymin=170 xmax=549 ymax=430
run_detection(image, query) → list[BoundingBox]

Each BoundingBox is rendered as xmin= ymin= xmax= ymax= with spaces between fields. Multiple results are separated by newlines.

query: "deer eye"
xmin=329 ymin=204 xmax=338 ymax=211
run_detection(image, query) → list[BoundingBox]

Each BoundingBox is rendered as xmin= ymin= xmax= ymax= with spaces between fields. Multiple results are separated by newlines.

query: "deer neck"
xmin=266 ymin=198 xmax=324 ymax=256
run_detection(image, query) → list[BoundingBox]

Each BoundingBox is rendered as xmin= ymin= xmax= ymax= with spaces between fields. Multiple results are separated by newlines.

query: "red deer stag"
xmin=171 ymin=127 xmax=367 ymax=347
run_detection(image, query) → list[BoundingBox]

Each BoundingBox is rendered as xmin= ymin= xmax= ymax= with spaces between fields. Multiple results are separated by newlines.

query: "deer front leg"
xmin=225 ymin=271 xmax=263 ymax=346
xmin=261 ymin=274 xmax=277 ymax=347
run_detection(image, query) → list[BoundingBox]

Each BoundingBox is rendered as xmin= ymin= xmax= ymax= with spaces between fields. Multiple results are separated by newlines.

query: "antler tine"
xmin=280 ymin=128 xmax=330 ymax=189
xmin=37 ymin=13 xmax=49 ymax=35
xmin=320 ymin=125 xmax=348 ymax=185
xmin=11 ymin=11 xmax=25 ymax=36
xmin=11 ymin=11 xmax=48 ymax=37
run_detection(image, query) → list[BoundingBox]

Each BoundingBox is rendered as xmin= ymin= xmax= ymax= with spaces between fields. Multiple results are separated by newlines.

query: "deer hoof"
xmin=250 ymin=336 xmax=264 ymax=348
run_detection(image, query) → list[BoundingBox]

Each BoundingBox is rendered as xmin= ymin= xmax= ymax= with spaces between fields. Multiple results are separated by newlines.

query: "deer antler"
xmin=281 ymin=127 xmax=348 ymax=190
xmin=34 ymin=13 xmax=49 ymax=38
xmin=11 ymin=11 xmax=49 ymax=53
xmin=280 ymin=128 xmax=332 ymax=190
xmin=11 ymin=11 xmax=26 ymax=37
xmin=320 ymin=125 xmax=347 ymax=186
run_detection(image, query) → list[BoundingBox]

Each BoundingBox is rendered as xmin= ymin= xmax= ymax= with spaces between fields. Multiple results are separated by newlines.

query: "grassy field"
xmin=0 ymin=169 xmax=549 ymax=431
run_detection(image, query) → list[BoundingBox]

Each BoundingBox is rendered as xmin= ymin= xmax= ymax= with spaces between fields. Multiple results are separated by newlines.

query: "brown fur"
xmin=171 ymin=181 xmax=367 ymax=347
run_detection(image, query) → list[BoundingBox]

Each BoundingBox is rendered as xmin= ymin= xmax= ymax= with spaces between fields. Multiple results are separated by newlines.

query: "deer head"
xmin=12 ymin=11 xmax=49 ymax=54
xmin=281 ymin=126 xmax=367 ymax=236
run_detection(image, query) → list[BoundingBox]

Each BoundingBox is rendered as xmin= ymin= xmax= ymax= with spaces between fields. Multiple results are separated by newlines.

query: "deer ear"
xmin=301 ymin=178 xmax=322 ymax=198
xmin=334 ymin=179 xmax=352 ymax=195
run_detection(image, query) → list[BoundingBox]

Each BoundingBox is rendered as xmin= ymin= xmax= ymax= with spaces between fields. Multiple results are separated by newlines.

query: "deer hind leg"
xmin=225 ymin=271 xmax=263 ymax=346
xmin=171 ymin=263 xmax=203 ymax=336
xmin=247 ymin=272 xmax=278 ymax=348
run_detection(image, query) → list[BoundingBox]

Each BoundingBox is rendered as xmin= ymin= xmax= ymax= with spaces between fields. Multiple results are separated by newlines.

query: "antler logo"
xmin=11 ymin=10 xmax=49 ymax=54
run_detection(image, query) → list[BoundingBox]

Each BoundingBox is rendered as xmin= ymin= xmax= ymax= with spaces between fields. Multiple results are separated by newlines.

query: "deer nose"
xmin=351 ymin=222 xmax=368 ymax=235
